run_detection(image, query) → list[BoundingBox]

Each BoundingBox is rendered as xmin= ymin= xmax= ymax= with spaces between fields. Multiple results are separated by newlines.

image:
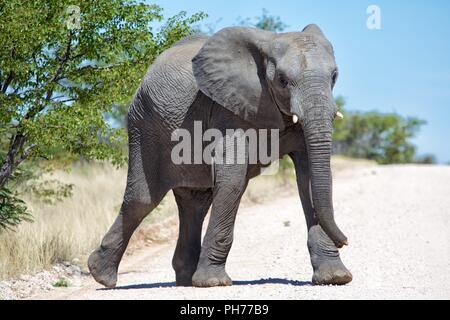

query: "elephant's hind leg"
xmin=172 ymin=187 xmax=213 ymax=286
xmin=88 ymin=195 xmax=161 ymax=288
xmin=88 ymin=118 xmax=166 ymax=288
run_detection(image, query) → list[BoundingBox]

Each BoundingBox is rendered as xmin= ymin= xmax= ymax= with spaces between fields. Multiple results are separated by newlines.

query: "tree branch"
xmin=1 ymin=47 xmax=17 ymax=94
xmin=1 ymin=71 xmax=15 ymax=94
xmin=50 ymin=95 xmax=66 ymax=100
xmin=74 ymin=58 xmax=145 ymax=74
xmin=14 ymin=144 xmax=38 ymax=167
xmin=25 ymin=31 xmax=74 ymax=121
xmin=0 ymin=134 xmax=26 ymax=189
xmin=58 ymin=98 xmax=77 ymax=104
xmin=75 ymin=64 xmax=120 ymax=73
xmin=43 ymin=32 xmax=73 ymax=102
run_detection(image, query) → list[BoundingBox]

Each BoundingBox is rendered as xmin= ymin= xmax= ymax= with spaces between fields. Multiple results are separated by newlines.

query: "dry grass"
xmin=330 ymin=155 xmax=376 ymax=173
xmin=0 ymin=163 xmax=177 ymax=280
xmin=0 ymin=164 xmax=125 ymax=279
xmin=0 ymin=156 xmax=371 ymax=280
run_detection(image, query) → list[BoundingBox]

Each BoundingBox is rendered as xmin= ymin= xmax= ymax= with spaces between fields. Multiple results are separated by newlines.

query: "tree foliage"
xmin=333 ymin=98 xmax=425 ymax=164
xmin=238 ymin=8 xmax=288 ymax=33
xmin=413 ymin=154 xmax=437 ymax=165
xmin=0 ymin=187 xmax=32 ymax=231
xmin=0 ymin=0 xmax=205 ymax=230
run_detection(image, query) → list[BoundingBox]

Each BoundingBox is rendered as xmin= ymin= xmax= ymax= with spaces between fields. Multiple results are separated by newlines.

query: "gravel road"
xmin=34 ymin=165 xmax=450 ymax=300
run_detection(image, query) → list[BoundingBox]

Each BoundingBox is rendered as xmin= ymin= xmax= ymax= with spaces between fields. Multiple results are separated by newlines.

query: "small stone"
xmin=68 ymin=265 xmax=81 ymax=276
xmin=19 ymin=275 xmax=31 ymax=281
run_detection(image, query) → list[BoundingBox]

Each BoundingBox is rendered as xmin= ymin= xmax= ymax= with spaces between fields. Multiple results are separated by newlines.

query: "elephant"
xmin=88 ymin=24 xmax=352 ymax=288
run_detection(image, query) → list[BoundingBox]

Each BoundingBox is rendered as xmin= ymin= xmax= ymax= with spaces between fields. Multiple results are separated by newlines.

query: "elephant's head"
xmin=192 ymin=25 xmax=347 ymax=248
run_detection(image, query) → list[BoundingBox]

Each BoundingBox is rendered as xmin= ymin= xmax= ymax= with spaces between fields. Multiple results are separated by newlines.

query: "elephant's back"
xmin=136 ymin=35 xmax=209 ymax=129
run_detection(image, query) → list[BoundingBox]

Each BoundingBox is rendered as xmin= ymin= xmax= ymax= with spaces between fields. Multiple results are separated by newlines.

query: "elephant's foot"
xmin=87 ymin=247 xmax=119 ymax=288
xmin=308 ymin=225 xmax=352 ymax=286
xmin=173 ymin=251 xmax=200 ymax=286
xmin=175 ymin=269 xmax=197 ymax=287
xmin=192 ymin=265 xmax=232 ymax=287
xmin=312 ymin=259 xmax=352 ymax=285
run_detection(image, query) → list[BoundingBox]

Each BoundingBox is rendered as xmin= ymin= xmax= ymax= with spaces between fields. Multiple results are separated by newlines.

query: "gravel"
xmin=0 ymin=263 xmax=82 ymax=300
xmin=22 ymin=165 xmax=450 ymax=299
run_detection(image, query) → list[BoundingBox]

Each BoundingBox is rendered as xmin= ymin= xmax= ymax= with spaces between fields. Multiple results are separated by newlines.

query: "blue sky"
xmin=150 ymin=0 xmax=450 ymax=163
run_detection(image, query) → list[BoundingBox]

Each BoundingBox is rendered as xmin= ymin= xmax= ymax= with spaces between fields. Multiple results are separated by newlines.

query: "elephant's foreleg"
xmin=172 ymin=187 xmax=213 ymax=286
xmin=289 ymin=151 xmax=352 ymax=285
xmin=192 ymin=162 xmax=248 ymax=287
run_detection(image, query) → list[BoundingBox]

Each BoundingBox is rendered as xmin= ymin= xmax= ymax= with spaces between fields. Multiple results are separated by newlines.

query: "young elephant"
xmin=88 ymin=24 xmax=352 ymax=288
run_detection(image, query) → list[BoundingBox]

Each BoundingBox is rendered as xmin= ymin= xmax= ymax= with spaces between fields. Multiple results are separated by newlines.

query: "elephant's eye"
xmin=278 ymin=73 xmax=288 ymax=88
xmin=331 ymin=69 xmax=338 ymax=89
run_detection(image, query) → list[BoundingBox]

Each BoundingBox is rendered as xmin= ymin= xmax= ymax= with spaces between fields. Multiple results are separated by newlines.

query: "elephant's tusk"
xmin=335 ymin=111 xmax=344 ymax=120
xmin=293 ymin=115 xmax=299 ymax=124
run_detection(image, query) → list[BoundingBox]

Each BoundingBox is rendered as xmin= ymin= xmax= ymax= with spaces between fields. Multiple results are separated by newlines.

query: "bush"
xmin=52 ymin=278 xmax=70 ymax=288
xmin=414 ymin=154 xmax=437 ymax=165
xmin=0 ymin=187 xmax=32 ymax=230
xmin=333 ymin=98 xmax=425 ymax=164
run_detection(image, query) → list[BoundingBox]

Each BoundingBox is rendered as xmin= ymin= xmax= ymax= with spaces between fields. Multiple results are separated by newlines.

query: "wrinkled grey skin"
xmin=88 ymin=25 xmax=352 ymax=288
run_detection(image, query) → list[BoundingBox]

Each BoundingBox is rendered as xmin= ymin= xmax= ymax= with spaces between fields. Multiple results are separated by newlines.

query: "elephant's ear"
xmin=302 ymin=24 xmax=326 ymax=37
xmin=192 ymin=27 xmax=285 ymax=129
xmin=302 ymin=24 xmax=334 ymax=55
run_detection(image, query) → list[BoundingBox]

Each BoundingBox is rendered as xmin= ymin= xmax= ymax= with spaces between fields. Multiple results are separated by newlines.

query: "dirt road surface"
xmin=33 ymin=165 xmax=450 ymax=299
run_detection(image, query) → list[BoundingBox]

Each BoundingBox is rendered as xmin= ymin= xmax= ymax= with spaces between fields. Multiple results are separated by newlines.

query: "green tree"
xmin=238 ymin=8 xmax=288 ymax=32
xmin=333 ymin=98 xmax=426 ymax=164
xmin=0 ymin=0 xmax=205 ymax=229
xmin=413 ymin=154 xmax=437 ymax=165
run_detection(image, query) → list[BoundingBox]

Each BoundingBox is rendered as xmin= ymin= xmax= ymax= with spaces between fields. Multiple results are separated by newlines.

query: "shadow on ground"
xmin=102 ymin=278 xmax=312 ymax=290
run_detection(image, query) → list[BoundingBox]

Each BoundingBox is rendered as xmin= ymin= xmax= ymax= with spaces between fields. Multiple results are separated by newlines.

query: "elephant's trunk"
xmin=302 ymin=95 xmax=348 ymax=248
